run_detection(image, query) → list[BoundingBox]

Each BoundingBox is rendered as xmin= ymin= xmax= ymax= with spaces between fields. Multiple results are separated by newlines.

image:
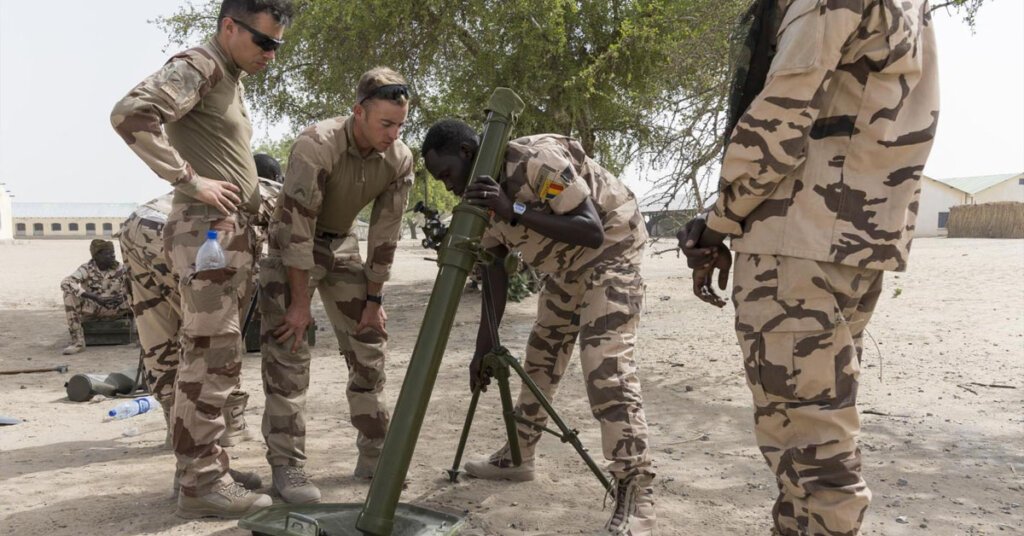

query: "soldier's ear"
xmin=459 ymin=142 xmax=475 ymax=161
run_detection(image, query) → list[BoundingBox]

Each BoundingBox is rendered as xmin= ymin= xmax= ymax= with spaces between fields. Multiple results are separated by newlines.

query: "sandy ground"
xmin=0 ymin=237 xmax=1021 ymax=536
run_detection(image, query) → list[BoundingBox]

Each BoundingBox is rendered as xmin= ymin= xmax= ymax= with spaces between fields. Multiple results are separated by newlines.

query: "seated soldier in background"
xmin=116 ymin=155 xmax=283 ymax=497
xmin=60 ymin=239 xmax=132 ymax=355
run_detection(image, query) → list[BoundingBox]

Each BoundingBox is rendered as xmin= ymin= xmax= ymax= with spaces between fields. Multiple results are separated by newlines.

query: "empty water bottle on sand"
xmin=106 ymin=395 xmax=158 ymax=420
xmin=196 ymin=230 xmax=226 ymax=271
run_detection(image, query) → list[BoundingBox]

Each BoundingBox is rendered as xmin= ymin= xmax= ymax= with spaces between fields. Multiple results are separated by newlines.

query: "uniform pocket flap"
xmin=735 ymin=296 xmax=837 ymax=333
xmin=770 ymin=0 xmax=825 ymax=76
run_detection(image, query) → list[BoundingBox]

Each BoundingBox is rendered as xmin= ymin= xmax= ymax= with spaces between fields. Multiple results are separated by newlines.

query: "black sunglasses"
xmin=359 ymin=84 xmax=410 ymax=104
xmin=230 ymin=17 xmax=284 ymax=52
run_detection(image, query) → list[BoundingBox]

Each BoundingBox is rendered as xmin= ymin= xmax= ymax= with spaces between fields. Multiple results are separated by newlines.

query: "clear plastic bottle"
xmin=106 ymin=395 xmax=158 ymax=420
xmin=196 ymin=230 xmax=226 ymax=271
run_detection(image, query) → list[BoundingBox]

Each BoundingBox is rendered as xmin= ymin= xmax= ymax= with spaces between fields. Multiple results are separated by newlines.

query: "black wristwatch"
xmin=509 ymin=201 xmax=527 ymax=226
xmin=366 ymin=294 xmax=383 ymax=304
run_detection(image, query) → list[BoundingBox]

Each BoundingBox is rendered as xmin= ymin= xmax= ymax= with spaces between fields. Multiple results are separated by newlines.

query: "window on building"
xmin=16 ymin=223 xmax=26 ymax=236
xmin=33 ymin=223 xmax=43 ymax=236
xmin=1019 ymin=178 xmax=1023 ymax=185
xmin=938 ymin=211 xmax=950 ymax=229
xmin=102 ymin=223 xmax=113 ymax=236
xmin=69 ymin=223 xmax=79 ymax=231
xmin=51 ymin=223 xmax=62 ymax=232
xmin=86 ymin=223 xmax=96 ymax=236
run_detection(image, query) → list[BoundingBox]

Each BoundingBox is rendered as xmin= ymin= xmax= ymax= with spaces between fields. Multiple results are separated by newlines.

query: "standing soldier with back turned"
xmin=110 ymin=0 xmax=293 ymax=519
xmin=679 ymin=1 xmax=939 ymax=534
xmin=260 ymin=67 xmax=413 ymax=504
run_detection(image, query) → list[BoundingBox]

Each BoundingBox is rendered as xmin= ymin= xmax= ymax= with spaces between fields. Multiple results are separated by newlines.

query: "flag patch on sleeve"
xmin=540 ymin=179 xmax=564 ymax=200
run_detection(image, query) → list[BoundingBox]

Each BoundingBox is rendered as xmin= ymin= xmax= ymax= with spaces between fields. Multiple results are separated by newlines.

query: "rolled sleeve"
xmin=526 ymin=147 xmax=590 ymax=214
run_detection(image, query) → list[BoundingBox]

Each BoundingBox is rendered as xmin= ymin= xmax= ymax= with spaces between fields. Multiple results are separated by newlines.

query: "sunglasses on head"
xmin=230 ymin=17 xmax=284 ymax=52
xmin=359 ymin=84 xmax=410 ymax=105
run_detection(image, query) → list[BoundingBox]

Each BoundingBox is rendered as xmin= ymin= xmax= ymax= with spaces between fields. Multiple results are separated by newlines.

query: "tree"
xmin=930 ymin=0 xmax=988 ymax=29
xmin=159 ymin=0 xmax=746 ymax=212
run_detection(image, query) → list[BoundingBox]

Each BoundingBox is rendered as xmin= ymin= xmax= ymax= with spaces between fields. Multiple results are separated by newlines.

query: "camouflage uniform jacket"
xmin=267 ymin=115 xmax=414 ymax=283
xmin=61 ymin=260 xmax=131 ymax=301
xmin=707 ymin=0 xmax=939 ymax=272
xmin=482 ymin=134 xmax=648 ymax=281
xmin=110 ymin=39 xmax=262 ymax=214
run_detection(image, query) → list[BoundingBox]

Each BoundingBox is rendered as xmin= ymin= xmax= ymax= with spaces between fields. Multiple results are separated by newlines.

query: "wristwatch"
xmin=366 ymin=294 xmax=383 ymax=304
xmin=510 ymin=201 xmax=527 ymax=227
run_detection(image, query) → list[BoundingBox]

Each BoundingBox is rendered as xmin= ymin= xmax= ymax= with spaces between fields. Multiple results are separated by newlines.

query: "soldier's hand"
xmin=469 ymin=353 xmax=490 ymax=393
xmin=192 ymin=176 xmax=241 ymax=216
xmin=211 ymin=214 xmax=237 ymax=234
xmin=274 ymin=301 xmax=313 ymax=353
xmin=355 ymin=302 xmax=387 ymax=337
xmin=464 ymin=176 xmax=513 ymax=221
xmin=680 ymin=216 xmax=732 ymax=307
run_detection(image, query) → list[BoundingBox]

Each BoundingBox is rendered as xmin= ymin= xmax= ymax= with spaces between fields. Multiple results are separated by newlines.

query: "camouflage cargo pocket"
xmin=769 ymin=0 xmax=824 ymax=77
xmin=181 ymin=267 xmax=241 ymax=337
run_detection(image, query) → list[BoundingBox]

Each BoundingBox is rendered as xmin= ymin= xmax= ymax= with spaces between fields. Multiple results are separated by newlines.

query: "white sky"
xmin=1 ymin=1 xmax=1021 ymax=204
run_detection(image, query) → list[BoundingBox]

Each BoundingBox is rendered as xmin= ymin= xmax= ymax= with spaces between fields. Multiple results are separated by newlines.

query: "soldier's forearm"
xmin=286 ymin=267 xmax=311 ymax=309
xmin=366 ymin=281 xmax=383 ymax=297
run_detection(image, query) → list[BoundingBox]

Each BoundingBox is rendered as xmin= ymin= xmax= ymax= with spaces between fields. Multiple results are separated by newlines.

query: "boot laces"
xmin=218 ymin=481 xmax=251 ymax=498
xmin=283 ymin=466 xmax=311 ymax=487
xmin=603 ymin=477 xmax=639 ymax=533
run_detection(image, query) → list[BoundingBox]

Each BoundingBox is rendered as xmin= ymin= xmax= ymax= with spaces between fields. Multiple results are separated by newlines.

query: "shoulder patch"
xmin=535 ymin=165 xmax=565 ymax=201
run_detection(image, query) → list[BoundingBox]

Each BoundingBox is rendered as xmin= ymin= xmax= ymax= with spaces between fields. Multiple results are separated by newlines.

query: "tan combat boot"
xmin=171 ymin=467 xmax=263 ymax=500
xmin=219 ymin=390 xmax=253 ymax=447
xmin=354 ymin=452 xmax=380 ymax=479
xmin=175 ymin=481 xmax=271 ymax=519
xmin=604 ymin=474 xmax=656 ymax=535
xmin=463 ymin=442 xmax=536 ymax=482
xmin=272 ymin=465 xmax=321 ymax=504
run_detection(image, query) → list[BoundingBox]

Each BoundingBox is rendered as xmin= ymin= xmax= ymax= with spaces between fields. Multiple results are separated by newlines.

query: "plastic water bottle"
xmin=196 ymin=230 xmax=226 ymax=271
xmin=106 ymin=395 xmax=158 ymax=420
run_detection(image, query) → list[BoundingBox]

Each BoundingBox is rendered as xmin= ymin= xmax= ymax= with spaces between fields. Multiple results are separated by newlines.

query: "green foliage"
xmin=930 ymin=0 xmax=988 ymax=30
xmin=157 ymin=0 xmax=746 ymax=209
xmin=254 ymin=136 xmax=294 ymax=170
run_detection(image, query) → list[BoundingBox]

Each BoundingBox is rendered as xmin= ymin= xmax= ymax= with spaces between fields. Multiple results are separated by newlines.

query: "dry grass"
xmin=947 ymin=201 xmax=1024 ymax=238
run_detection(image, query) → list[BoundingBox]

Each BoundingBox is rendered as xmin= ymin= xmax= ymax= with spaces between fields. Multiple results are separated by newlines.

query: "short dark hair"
xmin=254 ymin=153 xmax=282 ymax=182
xmin=422 ymin=119 xmax=479 ymax=157
xmin=218 ymin=0 xmax=294 ymax=29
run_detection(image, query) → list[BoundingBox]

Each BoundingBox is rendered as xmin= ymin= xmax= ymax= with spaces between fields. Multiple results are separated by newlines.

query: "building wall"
xmin=974 ymin=176 xmax=1024 ymax=204
xmin=918 ymin=178 xmax=968 ymax=237
xmin=13 ymin=217 xmax=125 ymax=239
xmin=0 ymin=190 xmax=12 ymax=241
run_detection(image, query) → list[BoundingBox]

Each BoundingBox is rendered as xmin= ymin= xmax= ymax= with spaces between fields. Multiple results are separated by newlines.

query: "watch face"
xmin=514 ymin=202 xmax=527 ymax=215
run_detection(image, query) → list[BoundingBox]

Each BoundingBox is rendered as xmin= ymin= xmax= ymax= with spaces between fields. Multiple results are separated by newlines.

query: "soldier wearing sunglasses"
xmin=259 ymin=67 xmax=414 ymax=504
xmin=110 ymin=0 xmax=293 ymax=520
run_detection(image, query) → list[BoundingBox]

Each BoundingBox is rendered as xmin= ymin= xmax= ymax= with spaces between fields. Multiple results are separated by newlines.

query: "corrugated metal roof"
xmin=935 ymin=173 xmax=1022 ymax=195
xmin=13 ymin=202 xmax=138 ymax=218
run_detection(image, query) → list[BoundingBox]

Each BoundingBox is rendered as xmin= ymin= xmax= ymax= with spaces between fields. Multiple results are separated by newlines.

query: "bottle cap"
xmin=108 ymin=409 xmax=116 ymax=417
xmin=206 ymin=230 xmax=218 ymax=240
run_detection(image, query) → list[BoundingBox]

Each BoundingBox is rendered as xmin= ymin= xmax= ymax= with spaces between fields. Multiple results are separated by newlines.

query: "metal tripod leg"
xmin=501 ymin=352 xmax=611 ymax=491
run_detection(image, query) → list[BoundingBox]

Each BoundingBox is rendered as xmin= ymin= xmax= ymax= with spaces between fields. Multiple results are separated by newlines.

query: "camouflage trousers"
xmin=164 ymin=202 xmax=254 ymax=496
xmin=509 ymin=266 xmax=652 ymax=480
xmin=260 ymin=233 xmax=389 ymax=467
xmin=732 ymin=253 xmax=883 ymax=536
xmin=62 ymin=290 xmax=132 ymax=346
xmin=118 ymin=214 xmax=181 ymax=404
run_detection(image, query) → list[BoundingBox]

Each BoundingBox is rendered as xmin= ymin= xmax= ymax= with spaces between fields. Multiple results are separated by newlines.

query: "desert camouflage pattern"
xmin=243 ymin=178 xmax=284 ymax=314
xmin=495 ymin=268 xmax=652 ymax=481
xmin=110 ymin=39 xmax=261 ymax=213
xmin=481 ymin=134 xmax=648 ymax=280
xmin=268 ymin=115 xmax=413 ymax=282
xmin=259 ymin=236 xmax=389 ymax=466
xmin=118 ymin=194 xmax=179 ymax=401
xmin=162 ymin=201 xmax=254 ymax=496
xmin=707 ymin=0 xmax=940 ymax=272
xmin=480 ymin=135 xmax=653 ymax=481
xmin=732 ymin=252 xmax=882 ymax=536
xmin=61 ymin=260 xmax=132 ymax=346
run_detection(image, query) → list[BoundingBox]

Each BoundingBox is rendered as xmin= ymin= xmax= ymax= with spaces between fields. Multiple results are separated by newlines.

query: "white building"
xmin=0 ymin=185 xmax=13 ymax=241
xmin=917 ymin=172 xmax=1023 ymax=236
xmin=12 ymin=203 xmax=138 ymax=239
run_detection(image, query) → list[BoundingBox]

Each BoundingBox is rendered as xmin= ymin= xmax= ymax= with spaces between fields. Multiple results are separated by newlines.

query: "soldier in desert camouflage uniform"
xmin=118 ymin=165 xmax=282 ymax=454
xmin=60 ymin=239 xmax=132 ymax=355
xmin=259 ymin=67 xmax=413 ymax=504
xmin=423 ymin=120 xmax=655 ymax=535
xmin=680 ymin=1 xmax=939 ymax=535
xmin=110 ymin=0 xmax=292 ymax=519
